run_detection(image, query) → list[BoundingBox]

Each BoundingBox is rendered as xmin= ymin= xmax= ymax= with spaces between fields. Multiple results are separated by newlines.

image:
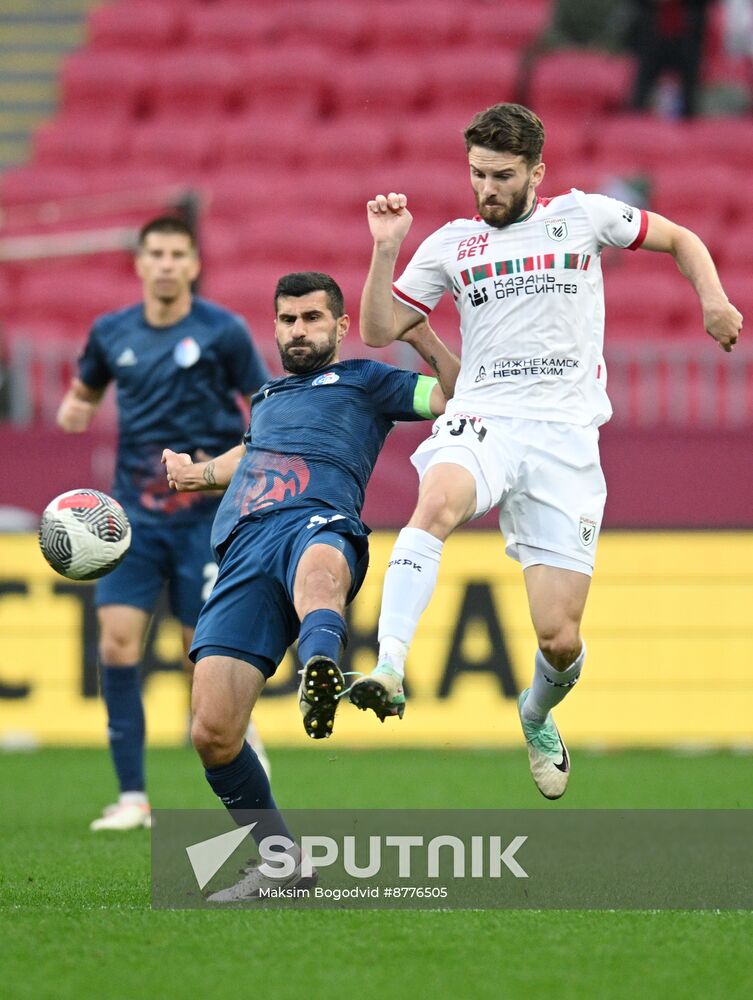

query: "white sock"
xmin=377 ymin=527 xmax=444 ymax=676
xmin=522 ymin=644 xmax=586 ymax=723
xmin=119 ymin=791 xmax=148 ymax=807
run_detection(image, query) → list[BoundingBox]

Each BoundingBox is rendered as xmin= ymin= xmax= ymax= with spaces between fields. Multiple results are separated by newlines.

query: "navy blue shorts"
xmin=95 ymin=516 xmax=217 ymax=627
xmin=190 ymin=507 xmax=369 ymax=678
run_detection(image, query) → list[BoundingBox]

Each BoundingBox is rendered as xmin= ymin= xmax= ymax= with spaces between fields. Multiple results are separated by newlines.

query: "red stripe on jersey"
xmin=392 ymin=284 xmax=432 ymax=316
xmin=628 ymin=209 xmax=649 ymax=251
xmin=59 ymin=493 xmax=99 ymax=509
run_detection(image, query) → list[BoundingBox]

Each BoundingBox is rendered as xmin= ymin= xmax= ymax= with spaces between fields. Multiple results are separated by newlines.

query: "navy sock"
xmin=297 ymin=609 xmax=347 ymax=667
xmin=100 ymin=665 xmax=145 ymax=793
xmin=205 ymin=742 xmax=292 ymax=844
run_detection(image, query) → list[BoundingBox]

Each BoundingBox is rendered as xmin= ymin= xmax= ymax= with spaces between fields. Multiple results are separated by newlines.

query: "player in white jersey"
xmin=351 ymin=103 xmax=742 ymax=799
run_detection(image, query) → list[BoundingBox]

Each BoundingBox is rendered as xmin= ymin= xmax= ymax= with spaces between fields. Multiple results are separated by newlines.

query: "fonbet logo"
xmin=185 ymin=829 xmax=529 ymax=889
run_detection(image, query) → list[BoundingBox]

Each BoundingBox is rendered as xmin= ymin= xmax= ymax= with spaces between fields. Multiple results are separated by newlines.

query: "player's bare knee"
xmin=191 ymin=716 xmax=239 ymax=767
xmin=98 ymin=632 xmax=140 ymax=665
xmin=411 ymin=489 xmax=466 ymax=538
xmin=537 ymin=627 xmax=582 ymax=670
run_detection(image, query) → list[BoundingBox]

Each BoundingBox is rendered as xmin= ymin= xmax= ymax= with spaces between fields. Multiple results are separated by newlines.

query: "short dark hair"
xmin=274 ymin=272 xmax=345 ymax=318
xmin=138 ymin=215 xmax=196 ymax=248
xmin=464 ymin=103 xmax=545 ymax=166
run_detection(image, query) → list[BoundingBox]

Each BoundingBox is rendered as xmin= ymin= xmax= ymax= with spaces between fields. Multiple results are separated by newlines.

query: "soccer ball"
xmin=38 ymin=489 xmax=131 ymax=580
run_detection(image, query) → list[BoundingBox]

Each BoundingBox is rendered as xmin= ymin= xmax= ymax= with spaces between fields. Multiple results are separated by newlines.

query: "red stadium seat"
xmin=371 ymin=2 xmax=469 ymax=49
xmin=649 ymin=165 xmax=738 ymax=224
xmin=423 ymin=49 xmax=520 ymax=115
xmin=302 ymin=119 xmax=398 ymax=169
xmin=87 ymin=2 xmax=185 ymax=51
xmin=332 ymin=55 xmax=430 ymax=115
xmin=186 ymin=4 xmax=280 ymax=51
xmin=152 ymin=51 xmax=247 ymax=117
xmin=392 ymin=112 xmax=471 ymax=166
xmin=272 ymin=2 xmax=374 ymax=52
xmin=216 ymin=110 xmax=320 ymax=169
xmin=59 ymin=50 xmax=154 ymax=118
xmin=239 ymin=46 xmax=332 ymax=115
xmin=710 ymin=219 xmax=753 ymax=274
xmin=127 ymin=119 xmax=221 ymax=175
xmin=17 ymin=267 xmax=140 ymax=327
xmin=604 ymin=271 xmax=697 ymax=339
xmin=687 ymin=118 xmax=753 ymax=171
xmin=0 ymin=165 xmax=91 ymax=206
xmin=594 ymin=115 xmax=690 ymax=173
xmin=477 ymin=1 xmax=551 ymax=51
xmin=528 ymin=51 xmax=634 ymax=118
xmin=32 ymin=116 xmax=127 ymax=168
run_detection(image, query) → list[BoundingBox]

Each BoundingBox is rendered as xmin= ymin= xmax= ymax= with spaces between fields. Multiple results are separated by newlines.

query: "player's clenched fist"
xmin=161 ymin=448 xmax=193 ymax=491
xmin=704 ymin=299 xmax=743 ymax=353
xmin=367 ymin=192 xmax=413 ymax=247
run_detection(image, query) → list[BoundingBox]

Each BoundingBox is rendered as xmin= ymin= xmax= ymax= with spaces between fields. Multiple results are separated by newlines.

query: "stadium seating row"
xmin=85 ymin=1 xmax=551 ymax=56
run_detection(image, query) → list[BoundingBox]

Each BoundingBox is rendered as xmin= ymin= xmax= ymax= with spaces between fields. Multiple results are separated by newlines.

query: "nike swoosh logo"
xmin=553 ymin=742 xmax=569 ymax=773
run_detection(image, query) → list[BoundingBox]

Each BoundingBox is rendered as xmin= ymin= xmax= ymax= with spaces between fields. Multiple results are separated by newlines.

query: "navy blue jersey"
xmin=212 ymin=359 xmax=435 ymax=554
xmin=78 ymin=296 xmax=269 ymax=525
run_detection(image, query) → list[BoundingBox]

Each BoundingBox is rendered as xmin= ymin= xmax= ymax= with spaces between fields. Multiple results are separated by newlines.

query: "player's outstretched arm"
xmin=400 ymin=321 xmax=460 ymax=413
xmin=361 ymin=192 xmax=421 ymax=347
xmin=640 ymin=212 xmax=743 ymax=352
xmin=56 ymin=378 xmax=105 ymax=433
xmin=162 ymin=444 xmax=245 ymax=492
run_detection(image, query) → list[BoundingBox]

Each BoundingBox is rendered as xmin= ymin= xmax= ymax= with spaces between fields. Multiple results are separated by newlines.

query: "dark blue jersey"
xmin=211 ymin=359 xmax=435 ymax=555
xmin=78 ymin=296 xmax=269 ymax=524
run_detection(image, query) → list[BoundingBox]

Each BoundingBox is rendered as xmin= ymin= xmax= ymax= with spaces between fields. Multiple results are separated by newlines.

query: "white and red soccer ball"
xmin=38 ymin=489 xmax=131 ymax=580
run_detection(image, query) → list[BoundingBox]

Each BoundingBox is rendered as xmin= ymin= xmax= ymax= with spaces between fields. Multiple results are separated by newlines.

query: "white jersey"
xmin=393 ymin=190 xmax=648 ymax=426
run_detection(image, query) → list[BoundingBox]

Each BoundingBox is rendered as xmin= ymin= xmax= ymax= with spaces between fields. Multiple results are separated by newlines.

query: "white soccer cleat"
xmin=244 ymin=718 xmax=271 ymax=778
xmin=517 ymin=688 xmax=570 ymax=800
xmin=89 ymin=801 xmax=151 ymax=831
xmin=206 ymin=857 xmax=318 ymax=903
xmin=349 ymin=660 xmax=406 ymax=722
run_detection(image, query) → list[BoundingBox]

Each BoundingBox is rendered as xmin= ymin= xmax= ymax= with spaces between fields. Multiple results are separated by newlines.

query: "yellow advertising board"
xmin=1 ymin=531 xmax=752 ymax=747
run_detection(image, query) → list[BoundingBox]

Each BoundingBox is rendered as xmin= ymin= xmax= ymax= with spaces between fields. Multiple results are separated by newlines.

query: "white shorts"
xmin=410 ymin=413 xmax=607 ymax=575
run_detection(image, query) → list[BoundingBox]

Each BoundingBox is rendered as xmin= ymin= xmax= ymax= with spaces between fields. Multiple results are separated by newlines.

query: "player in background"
xmin=162 ymin=271 xmax=458 ymax=900
xmin=356 ymin=103 xmax=742 ymax=800
xmin=56 ymin=216 xmax=270 ymax=831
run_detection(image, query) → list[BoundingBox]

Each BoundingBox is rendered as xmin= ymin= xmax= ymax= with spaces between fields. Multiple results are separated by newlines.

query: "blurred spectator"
xmin=545 ymin=0 xmax=637 ymax=51
xmin=629 ymin=0 xmax=713 ymax=118
xmin=724 ymin=0 xmax=753 ymax=58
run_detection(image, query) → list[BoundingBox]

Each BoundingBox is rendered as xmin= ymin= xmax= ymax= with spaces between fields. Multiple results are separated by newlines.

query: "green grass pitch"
xmin=2 ymin=746 xmax=752 ymax=999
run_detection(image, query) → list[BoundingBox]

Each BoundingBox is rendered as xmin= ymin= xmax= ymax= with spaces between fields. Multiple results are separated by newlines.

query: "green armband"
xmin=412 ymin=375 xmax=438 ymax=419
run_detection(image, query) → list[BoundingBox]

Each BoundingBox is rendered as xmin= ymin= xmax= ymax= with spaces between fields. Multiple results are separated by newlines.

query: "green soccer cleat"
xmin=298 ymin=656 xmax=345 ymax=739
xmin=517 ymin=688 xmax=570 ymax=800
xmin=349 ymin=661 xmax=406 ymax=723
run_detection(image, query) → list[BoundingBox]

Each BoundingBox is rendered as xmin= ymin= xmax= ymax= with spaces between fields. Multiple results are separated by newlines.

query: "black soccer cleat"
xmin=298 ymin=656 xmax=345 ymax=739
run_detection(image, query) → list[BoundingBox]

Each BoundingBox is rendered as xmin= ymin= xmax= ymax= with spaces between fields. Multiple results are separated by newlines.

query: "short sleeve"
xmin=392 ymin=228 xmax=452 ymax=316
xmin=220 ymin=316 xmax=270 ymax=394
xmin=363 ymin=361 xmax=427 ymax=422
xmin=574 ymin=191 xmax=649 ymax=251
xmin=77 ymin=321 xmax=112 ymax=390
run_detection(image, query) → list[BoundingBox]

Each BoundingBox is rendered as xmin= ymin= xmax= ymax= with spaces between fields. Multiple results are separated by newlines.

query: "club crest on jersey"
xmin=579 ymin=517 xmax=598 ymax=547
xmin=545 ymin=219 xmax=568 ymax=242
xmin=174 ymin=337 xmax=201 ymax=368
xmin=312 ymin=372 xmax=339 ymax=386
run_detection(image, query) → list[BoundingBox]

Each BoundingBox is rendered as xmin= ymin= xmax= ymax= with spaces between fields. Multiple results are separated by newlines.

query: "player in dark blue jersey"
xmin=162 ymin=271 xmax=458 ymax=900
xmin=56 ymin=216 xmax=270 ymax=831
